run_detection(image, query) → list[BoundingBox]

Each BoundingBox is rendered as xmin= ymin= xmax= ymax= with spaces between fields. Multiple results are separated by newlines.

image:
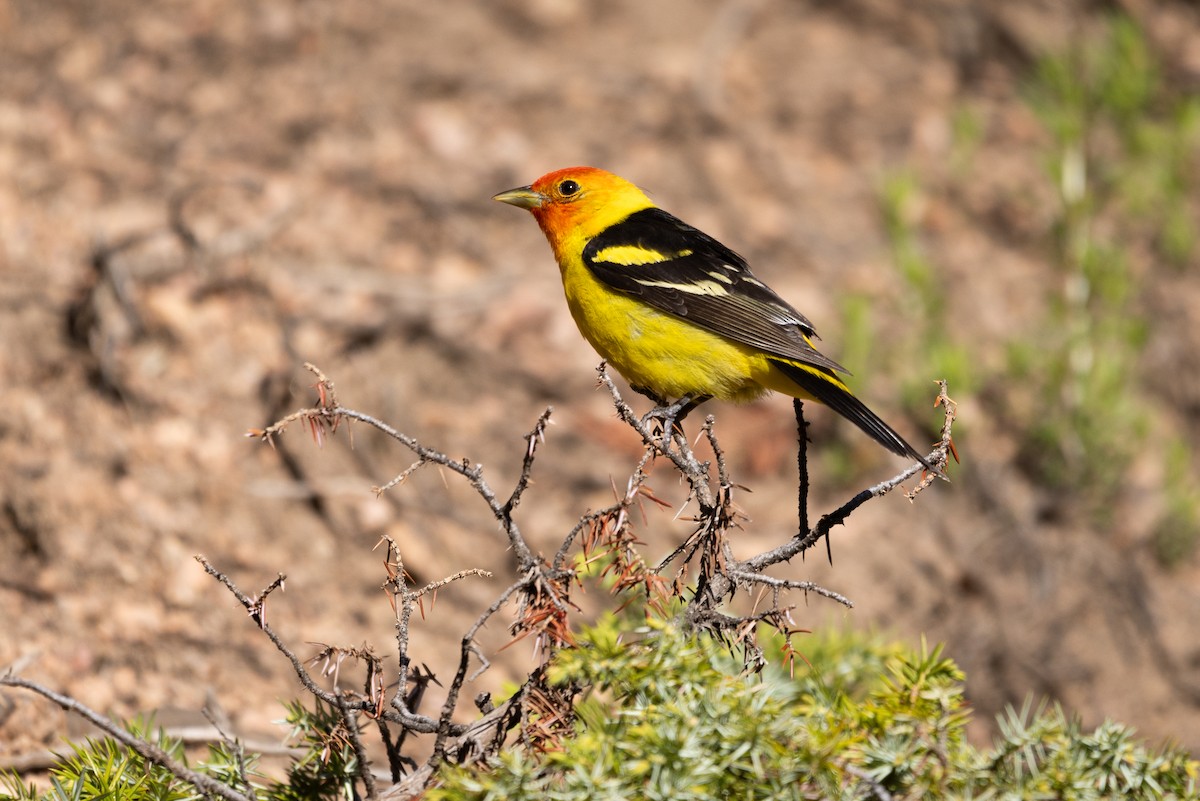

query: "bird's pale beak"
xmin=492 ymin=186 xmax=546 ymax=210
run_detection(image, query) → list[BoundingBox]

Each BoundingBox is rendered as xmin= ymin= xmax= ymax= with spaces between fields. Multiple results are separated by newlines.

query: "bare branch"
xmin=0 ymin=675 xmax=254 ymax=801
xmin=738 ymin=444 xmax=945 ymax=576
xmin=727 ymin=570 xmax=854 ymax=608
xmin=429 ymin=574 xmax=534 ymax=764
xmin=503 ymin=407 xmax=554 ymax=516
xmin=195 ymin=555 xmax=445 ymax=734
xmin=907 ymin=380 xmax=958 ymax=499
xmin=374 ymin=458 xmax=428 ymax=496
xmin=335 ymin=691 xmax=378 ymax=801
xmin=595 ymin=364 xmax=717 ymax=512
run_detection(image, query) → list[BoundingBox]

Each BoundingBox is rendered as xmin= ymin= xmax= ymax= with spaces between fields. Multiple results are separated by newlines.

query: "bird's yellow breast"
xmin=557 ymin=256 xmax=774 ymax=403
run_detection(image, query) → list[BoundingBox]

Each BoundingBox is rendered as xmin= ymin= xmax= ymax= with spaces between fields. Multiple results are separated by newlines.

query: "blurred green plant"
xmin=1017 ymin=15 xmax=1199 ymax=539
xmin=878 ymin=170 xmax=977 ymax=409
xmin=833 ymin=169 xmax=972 ymax=482
xmin=1036 ymin=16 xmax=1200 ymax=268
xmin=949 ymin=105 xmax=986 ymax=176
xmin=867 ymin=15 xmax=1200 ymax=557
xmin=1153 ymin=440 xmax=1200 ymax=566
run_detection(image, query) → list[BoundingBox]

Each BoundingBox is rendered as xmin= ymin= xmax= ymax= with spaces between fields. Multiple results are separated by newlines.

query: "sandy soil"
xmin=2 ymin=0 xmax=1198 ymax=775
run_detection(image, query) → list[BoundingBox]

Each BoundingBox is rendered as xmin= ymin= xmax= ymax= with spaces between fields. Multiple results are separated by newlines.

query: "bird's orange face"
xmin=493 ymin=167 xmax=653 ymax=246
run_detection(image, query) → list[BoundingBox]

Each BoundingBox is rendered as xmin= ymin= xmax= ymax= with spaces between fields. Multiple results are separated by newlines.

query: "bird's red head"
xmin=493 ymin=166 xmax=654 ymax=248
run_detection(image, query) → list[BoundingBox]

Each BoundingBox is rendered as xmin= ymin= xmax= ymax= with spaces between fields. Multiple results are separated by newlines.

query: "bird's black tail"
xmin=770 ymin=359 xmax=933 ymax=471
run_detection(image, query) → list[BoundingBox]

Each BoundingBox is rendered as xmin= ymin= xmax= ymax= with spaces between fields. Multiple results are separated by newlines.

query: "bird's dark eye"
xmin=558 ymin=179 xmax=580 ymax=196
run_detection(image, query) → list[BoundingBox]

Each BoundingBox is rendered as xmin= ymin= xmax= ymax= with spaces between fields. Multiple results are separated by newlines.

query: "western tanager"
xmin=494 ymin=166 xmax=929 ymax=467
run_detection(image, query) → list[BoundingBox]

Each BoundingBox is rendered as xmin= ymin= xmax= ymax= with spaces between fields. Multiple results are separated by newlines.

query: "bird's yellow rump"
xmin=494 ymin=166 xmax=929 ymax=467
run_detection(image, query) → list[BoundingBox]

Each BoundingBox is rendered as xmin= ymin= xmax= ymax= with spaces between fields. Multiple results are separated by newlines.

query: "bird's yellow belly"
xmin=563 ymin=278 xmax=772 ymax=403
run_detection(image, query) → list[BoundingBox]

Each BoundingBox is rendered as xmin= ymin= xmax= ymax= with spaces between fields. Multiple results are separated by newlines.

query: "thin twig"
xmin=595 ymin=364 xmax=716 ymax=512
xmin=196 ymin=555 xmax=445 ymax=734
xmin=429 ymin=574 xmax=534 ymax=766
xmin=335 ymin=407 xmax=539 ymax=570
xmin=738 ymin=458 xmax=928 ymax=575
xmin=503 ymin=407 xmax=554 ymax=516
xmin=0 ymin=676 xmax=253 ymax=801
xmin=727 ymin=570 xmax=854 ymax=608
xmin=374 ymin=458 xmax=428 ymax=496
xmin=381 ymin=538 xmax=414 ymax=713
xmin=907 ymin=380 xmax=958 ymax=499
xmin=335 ymin=691 xmax=378 ymax=801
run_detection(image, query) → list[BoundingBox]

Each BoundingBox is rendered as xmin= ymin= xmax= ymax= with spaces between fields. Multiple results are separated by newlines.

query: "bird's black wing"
xmin=581 ymin=207 xmax=847 ymax=375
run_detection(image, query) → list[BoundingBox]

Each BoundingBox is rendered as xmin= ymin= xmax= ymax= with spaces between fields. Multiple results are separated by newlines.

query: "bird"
xmin=493 ymin=166 xmax=931 ymax=469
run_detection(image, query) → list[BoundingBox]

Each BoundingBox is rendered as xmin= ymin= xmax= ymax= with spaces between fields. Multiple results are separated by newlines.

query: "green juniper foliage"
xmin=3 ymin=624 xmax=1195 ymax=800
xmin=0 ymin=719 xmax=194 ymax=801
xmin=429 ymin=618 xmax=1198 ymax=801
xmin=0 ymin=703 xmax=361 ymax=801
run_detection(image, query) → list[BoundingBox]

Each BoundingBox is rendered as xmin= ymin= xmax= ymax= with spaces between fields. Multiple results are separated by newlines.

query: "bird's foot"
xmin=640 ymin=394 xmax=711 ymax=447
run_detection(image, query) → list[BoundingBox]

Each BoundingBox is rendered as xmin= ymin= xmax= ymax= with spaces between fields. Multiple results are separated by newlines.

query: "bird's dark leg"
xmin=630 ymin=385 xmax=668 ymax=406
xmin=793 ymin=398 xmax=829 ymax=564
xmin=673 ymin=394 xmax=712 ymax=422
xmin=638 ymin=393 xmax=712 ymax=447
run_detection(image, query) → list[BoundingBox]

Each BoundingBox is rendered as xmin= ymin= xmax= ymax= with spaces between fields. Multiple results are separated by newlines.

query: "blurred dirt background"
xmin=2 ymin=0 xmax=1199 ymax=774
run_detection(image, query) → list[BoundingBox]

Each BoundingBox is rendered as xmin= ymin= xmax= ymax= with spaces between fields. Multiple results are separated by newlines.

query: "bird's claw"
xmin=640 ymin=395 xmax=710 ymax=448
